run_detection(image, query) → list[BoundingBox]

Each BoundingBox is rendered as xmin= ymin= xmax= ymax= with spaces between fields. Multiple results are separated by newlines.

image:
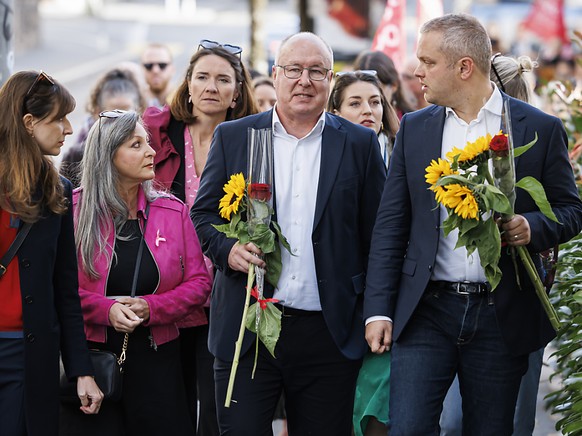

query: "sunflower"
xmin=439 ymin=184 xmax=479 ymax=220
xmin=446 ymin=134 xmax=492 ymax=163
xmin=425 ymin=158 xmax=456 ymax=187
xmin=218 ymin=173 xmax=246 ymax=221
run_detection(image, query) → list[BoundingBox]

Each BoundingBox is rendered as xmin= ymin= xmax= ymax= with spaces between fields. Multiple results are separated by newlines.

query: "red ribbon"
xmin=250 ymin=286 xmax=279 ymax=310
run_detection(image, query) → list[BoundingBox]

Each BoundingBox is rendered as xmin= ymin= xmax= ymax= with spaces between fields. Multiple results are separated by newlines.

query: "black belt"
xmin=429 ymin=280 xmax=491 ymax=295
xmin=274 ymin=304 xmax=322 ymax=317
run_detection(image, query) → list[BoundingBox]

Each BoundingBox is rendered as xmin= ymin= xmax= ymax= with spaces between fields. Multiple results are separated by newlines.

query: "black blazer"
xmin=364 ymin=96 xmax=582 ymax=356
xmin=16 ymin=177 xmax=93 ymax=436
xmin=192 ymin=110 xmax=386 ymax=361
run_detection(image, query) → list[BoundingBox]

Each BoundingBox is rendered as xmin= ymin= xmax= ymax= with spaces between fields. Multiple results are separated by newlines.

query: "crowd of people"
xmin=1 ymin=11 xmax=581 ymax=436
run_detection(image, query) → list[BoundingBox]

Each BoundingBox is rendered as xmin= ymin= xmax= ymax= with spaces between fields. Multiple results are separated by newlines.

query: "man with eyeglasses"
xmin=192 ymin=32 xmax=386 ymax=435
xmin=141 ymin=43 xmax=176 ymax=109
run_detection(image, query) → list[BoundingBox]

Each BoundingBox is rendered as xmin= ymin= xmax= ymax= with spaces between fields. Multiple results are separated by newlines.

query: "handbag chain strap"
xmin=117 ymin=203 xmax=150 ymax=368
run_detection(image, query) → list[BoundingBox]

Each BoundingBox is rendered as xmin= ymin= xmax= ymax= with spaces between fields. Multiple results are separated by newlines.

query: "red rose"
xmin=490 ymin=134 xmax=509 ymax=154
xmin=249 ymin=183 xmax=272 ymax=202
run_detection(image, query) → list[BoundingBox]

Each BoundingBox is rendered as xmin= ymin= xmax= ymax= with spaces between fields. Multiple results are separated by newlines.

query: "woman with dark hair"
xmin=328 ymin=69 xmax=398 ymax=435
xmin=353 ymin=50 xmax=415 ymax=118
xmin=143 ymin=39 xmax=258 ymax=436
xmin=60 ymin=110 xmax=211 ymax=436
xmin=0 ymin=70 xmax=102 ymax=436
xmin=60 ymin=68 xmax=146 ymax=187
xmin=328 ymin=70 xmax=399 ymax=168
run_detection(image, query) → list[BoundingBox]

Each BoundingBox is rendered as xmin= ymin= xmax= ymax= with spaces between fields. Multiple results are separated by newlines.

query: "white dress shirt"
xmin=366 ymin=84 xmax=504 ymax=325
xmin=431 ymin=84 xmax=503 ymax=283
xmin=271 ymin=109 xmax=325 ymax=311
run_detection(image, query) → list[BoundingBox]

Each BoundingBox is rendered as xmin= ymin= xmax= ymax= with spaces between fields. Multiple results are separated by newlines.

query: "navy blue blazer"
xmin=364 ymin=96 xmax=582 ymax=356
xmin=192 ymin=110 xmax=386 ymax=361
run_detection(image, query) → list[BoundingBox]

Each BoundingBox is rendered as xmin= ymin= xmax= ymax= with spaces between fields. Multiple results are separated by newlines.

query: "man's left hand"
xmin=498 ymin=214 xmax=531 ymax=246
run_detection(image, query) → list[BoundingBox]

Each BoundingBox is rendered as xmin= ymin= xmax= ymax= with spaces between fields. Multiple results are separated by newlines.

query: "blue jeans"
xmin=440 ymin=348 xmax=544 ymax=436
xmin=389 ymin=285 xmax=528 ymax=436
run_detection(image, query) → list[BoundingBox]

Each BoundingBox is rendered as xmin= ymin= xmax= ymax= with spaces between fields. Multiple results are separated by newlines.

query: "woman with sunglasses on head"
xmin=0 ymin=70 xmax=103 ymax=436
xmin=328 ymin=70 xmax=399 ymax=169
xmin=60 ymin=68 xmax=146 ymax=188
xmin=143 ymin=39 xmax=258 ymax=436
xmin=59 ymin=110 xmax=211 ymax=436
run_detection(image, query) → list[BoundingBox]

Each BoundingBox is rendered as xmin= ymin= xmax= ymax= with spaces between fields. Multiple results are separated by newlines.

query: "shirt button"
xmin=24 ymin=295 xmax=33 ymax=304
xmin=26 ymin=333 xmax=35 ymax=343
xmin=291 ymin=275 xmax=296 ymax=280
xmin=21 ymin=259 xmax=31 ymax=268
xmin=292 ymin=248 xmax=298 ymax=253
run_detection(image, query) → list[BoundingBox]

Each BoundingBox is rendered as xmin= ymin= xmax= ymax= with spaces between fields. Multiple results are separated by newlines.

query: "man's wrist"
xmin=365 ymin=315 xmax=393 ymax=325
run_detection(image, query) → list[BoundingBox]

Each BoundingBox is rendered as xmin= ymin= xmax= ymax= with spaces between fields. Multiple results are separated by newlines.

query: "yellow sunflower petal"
xmin=218 ymin=173 xmax=246 ymax=221
xmin=425 ymin=158 xmax=455 ymax=186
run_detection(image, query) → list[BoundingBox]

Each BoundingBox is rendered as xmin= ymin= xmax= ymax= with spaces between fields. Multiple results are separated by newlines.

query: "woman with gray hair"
xmin=60 ymin=110 xmax=211 ymax=436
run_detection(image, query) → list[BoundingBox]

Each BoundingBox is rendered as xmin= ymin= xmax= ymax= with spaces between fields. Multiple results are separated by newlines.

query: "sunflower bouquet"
xmin=213 ymin=128 xmax=292 ymax=407
xmin=425 ymin=121 xmax=561 ymax=330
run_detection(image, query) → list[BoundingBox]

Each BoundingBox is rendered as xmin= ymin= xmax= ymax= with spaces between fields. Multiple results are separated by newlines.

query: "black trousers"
xmin=60 ymin=327 xmax=193 ymax=436
xmin=214 ymin=312 xmax=361 ymax=436
xmin=0 ymin=338 xmax=26 ymax=436
xmin=180 ymin=320 xmax=219 ymax=436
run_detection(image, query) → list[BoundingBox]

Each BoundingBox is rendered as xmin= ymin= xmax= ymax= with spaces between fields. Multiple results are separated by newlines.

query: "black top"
xmin=106 ymin=220 xmax=159 ymax=297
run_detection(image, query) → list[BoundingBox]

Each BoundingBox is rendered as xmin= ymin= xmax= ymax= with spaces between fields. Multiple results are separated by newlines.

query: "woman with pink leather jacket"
xmin=59 ymin=110 xmax=211 ymax=436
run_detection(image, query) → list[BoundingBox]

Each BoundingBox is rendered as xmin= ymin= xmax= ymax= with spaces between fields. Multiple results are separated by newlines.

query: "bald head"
xmin=276 ymin=32 xmax=334 ymax=70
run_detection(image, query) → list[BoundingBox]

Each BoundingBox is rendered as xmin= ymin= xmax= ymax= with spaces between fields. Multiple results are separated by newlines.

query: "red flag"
xmin=371 ymin=0 xmax=405 ymax=69
xmin=522 ymin=0 xmax=569 ymax=44
xmin=327 ymin=0 xmax=370 ymax=39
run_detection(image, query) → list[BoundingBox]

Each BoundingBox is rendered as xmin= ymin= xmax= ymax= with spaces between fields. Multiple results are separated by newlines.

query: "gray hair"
xmin=276 ymin=32 xmax=334 ymax=69
xmin=491 ymin=54 xmax=537 ymax=103
xmin=75 ymin=110 xmax=159 ymax=279
xmin=420 ymin=13 xmax=492 ymax=76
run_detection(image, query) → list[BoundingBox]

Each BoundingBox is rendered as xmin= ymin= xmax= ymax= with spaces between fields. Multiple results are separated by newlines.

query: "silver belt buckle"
xmin=456 ymin=281 xmax=472 ymax=295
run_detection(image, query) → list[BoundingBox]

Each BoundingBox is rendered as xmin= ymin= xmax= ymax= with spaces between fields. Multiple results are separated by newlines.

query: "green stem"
xmin=515 ymin=246 xmax=561 ymax=332
xmin=224 ymin=264 xmax=255 ymax=408
xmin=485 ymin=169 xmax=495 ymax=186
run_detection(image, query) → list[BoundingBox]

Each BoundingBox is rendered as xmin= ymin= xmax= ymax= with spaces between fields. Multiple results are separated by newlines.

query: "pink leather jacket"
xmin=73 ymin=187 xmax=211 ymax=346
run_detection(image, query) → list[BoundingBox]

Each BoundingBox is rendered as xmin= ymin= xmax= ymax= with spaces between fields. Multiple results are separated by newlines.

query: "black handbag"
xmin=60 ymin=349 xmax=124 ymax=402
xmin=59 ymin=205 xmax=149 ymax=403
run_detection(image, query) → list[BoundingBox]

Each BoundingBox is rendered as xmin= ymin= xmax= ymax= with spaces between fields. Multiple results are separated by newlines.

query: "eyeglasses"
xmin=25 ymin=70 xmax=55 ymax=100
xmin=275 ymin=64 xmax=331 ymax=81
xmin=143 ymin=62 xmax=169 ymax=71
xmin=198 ymin=39 xmax=242 ymax=57
xmin=491 ymin=53 xmax=506 ymax=93
xmin=335 ymin=70 xmax=377 ymax=78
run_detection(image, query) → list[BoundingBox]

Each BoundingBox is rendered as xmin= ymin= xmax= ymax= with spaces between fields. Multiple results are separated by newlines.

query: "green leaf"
xmin=265 ymin=245 xmax=282 ymax=287
xmin=516 ymin=176 xmax=560 ymax=223
xmin=245 ymin=302 xmax=282 ymax=358
xmin=513 ymin=132 xmax=538 ymax=157
xmin=436 ymin=174 xmax=476 ymax=187
xmin=272 ymin=221 xmax=293 ymax=254
xmin=480 ymin=185 xmax=514 ymax=214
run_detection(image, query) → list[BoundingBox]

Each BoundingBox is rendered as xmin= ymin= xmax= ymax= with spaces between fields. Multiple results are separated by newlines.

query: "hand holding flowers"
xmin=213 ymin=129 xmax=292 ymax=407
xmin=425 ymin=126 xmax=561 ymax=331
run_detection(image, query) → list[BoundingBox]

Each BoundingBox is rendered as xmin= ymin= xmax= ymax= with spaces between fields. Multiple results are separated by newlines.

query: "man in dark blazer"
xmin=192 ymin=32 xmax=386 ymax=435
xmin=364 ymin=14 xmax=582 ymax=436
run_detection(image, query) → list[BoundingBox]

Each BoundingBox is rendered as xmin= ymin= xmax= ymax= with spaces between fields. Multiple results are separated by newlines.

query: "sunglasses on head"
xmin=143 ymin=62 xmax=169 ymax=71
xmin=197 ymin=39 xmax=242 ymax=57
xmin=25 ymin=70 xmax=55 ymax=100
xmin=100 ymin=109 xmax=128 ymax=119
xmin=335 ymin=69 xmax=377 ymax=78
